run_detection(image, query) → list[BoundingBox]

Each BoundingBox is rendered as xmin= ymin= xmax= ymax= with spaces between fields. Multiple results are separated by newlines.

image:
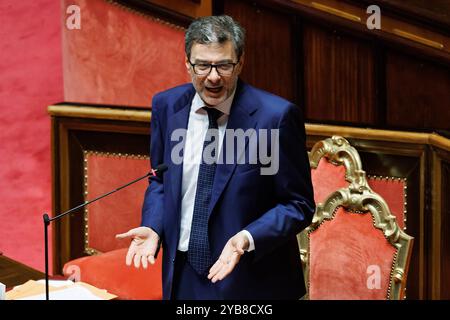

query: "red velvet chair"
xmin=62 ymin=151 xmax=162 ymax=300
xmin=299 ymin=185 xmax=413 ymax=299
xmin=300 ymin=136 xmax=414 ymax=299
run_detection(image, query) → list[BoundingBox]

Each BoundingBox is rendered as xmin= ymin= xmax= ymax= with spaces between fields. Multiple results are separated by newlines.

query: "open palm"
xmin=116 ymin=226 xmax=160 ymax=269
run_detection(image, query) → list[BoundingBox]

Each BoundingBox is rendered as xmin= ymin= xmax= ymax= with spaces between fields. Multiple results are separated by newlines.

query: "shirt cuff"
xmin=241 ymin=230 xmax=255 ymax=252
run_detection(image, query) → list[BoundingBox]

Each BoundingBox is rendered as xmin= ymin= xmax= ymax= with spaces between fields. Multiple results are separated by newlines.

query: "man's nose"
xmin=207 ymin=66 xmax=221 ymax=82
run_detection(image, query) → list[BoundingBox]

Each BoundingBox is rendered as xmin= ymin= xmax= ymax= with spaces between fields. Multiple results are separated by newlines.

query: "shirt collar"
xmin=191 ymin=86 xmax=236 ymax=116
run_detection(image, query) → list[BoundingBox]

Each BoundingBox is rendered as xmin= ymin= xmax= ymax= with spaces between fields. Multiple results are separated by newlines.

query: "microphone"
xmin=42 ymin=163 xmax=167 ymax=300
xmin=151 ymin=163 xmax=168 ymax=178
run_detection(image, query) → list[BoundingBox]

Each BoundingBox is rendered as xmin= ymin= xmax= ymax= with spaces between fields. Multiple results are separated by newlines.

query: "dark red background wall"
xmin=1 ymin=0 xmax=189 ymax=273
xmin=0 ymin=0 xmax=63 ymax=272
xmin=62 ymin=0 xmax=189 ymax=107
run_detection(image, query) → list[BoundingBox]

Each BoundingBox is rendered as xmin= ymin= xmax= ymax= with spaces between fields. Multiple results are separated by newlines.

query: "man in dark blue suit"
xmin=116 ymin=15 xmax=315 ymax=300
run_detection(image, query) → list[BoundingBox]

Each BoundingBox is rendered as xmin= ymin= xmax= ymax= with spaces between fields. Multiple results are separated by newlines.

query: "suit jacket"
xmin=142 ymin=80 xmax=315 ymax=300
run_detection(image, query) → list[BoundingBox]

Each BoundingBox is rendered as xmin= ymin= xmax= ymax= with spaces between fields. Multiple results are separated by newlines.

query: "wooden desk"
xmin=0 ymin=254 xmax=45 ymax=288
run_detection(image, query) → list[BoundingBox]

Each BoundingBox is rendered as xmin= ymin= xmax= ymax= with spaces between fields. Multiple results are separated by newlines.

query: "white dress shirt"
xmin=177 ymin=90 xmax=255 ymax=252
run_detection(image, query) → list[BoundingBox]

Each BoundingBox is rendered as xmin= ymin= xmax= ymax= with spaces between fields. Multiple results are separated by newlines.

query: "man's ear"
xmin=236 ymin=52 xmax=245 ymax=73
xmin=185 ymin=56 xmax=191 ymax=72
xmin=239 ymin=52 xmax=245 ymax=65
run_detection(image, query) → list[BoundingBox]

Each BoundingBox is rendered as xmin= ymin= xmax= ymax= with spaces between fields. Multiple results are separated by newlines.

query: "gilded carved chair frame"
xmin=299 ymin=136 xmax=414 ymax=299
xmin=309 ymin=135 xmax=369 ymax=194
xmin=300 ymin=186 xmax=414 ymax=299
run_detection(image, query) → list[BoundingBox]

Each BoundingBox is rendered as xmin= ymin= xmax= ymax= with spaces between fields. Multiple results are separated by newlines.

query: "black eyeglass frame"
xmin=188 ymin=59 xmax=240 ymax=76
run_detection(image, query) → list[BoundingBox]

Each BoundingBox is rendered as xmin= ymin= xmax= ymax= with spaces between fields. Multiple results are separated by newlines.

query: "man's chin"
xmin=201 ymin=94 xmax=226 ymax=106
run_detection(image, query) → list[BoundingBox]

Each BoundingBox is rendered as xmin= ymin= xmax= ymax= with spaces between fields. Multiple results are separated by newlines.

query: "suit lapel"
xmin=167 ymin=89 xmax=195 ymax=217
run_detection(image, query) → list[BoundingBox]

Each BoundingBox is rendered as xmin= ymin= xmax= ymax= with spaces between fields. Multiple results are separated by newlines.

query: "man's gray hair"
xmin=185 ymin=15 xmax=245 ymax=60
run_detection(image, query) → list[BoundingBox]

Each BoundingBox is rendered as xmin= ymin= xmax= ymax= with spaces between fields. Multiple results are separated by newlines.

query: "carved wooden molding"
xmin=48 ymin=105 xmax=151 ymax=122
xmin=306 ymin=123 xmax=450 ymax=152
xmin=47 ymin=105 xmax=450 ymax=151
xmin=310 ymin=2 xmax=361 ymax=22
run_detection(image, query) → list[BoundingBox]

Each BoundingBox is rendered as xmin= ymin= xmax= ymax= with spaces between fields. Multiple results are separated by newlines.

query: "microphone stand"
xmin=42 ymin=164 xmax=167 ymax=300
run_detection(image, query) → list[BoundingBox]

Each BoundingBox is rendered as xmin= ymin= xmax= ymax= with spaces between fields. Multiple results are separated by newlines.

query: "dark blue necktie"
xmin=188 ymin=107 xmax=222 ymax=275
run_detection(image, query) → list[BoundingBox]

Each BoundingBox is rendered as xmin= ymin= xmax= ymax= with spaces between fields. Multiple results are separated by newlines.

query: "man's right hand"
xmin=115 ymin=227 xmax=160 ymax=269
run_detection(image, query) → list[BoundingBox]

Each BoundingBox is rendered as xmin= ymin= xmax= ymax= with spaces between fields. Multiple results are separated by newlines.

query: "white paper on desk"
xmin=17 ymin=285 xmax=103 ymax=300
xmin=0 ymin=282 xmax=5 ymax=300
xmin=36 ymin=279 xmax=75 ymax=288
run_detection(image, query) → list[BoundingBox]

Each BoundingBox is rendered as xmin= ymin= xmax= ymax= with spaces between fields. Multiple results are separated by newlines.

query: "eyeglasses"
xmin=188 ymin=60 xmax=239 ymax=76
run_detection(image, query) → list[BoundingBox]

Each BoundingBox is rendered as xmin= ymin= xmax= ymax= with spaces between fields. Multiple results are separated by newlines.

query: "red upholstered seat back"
xmin=84 ymin=152 xmax=150 ymax=253
xmin=309 ymin=207 xmax=396 ymax=300
xmin=311 ymin=158 xmax=349 ymax=204
xmin=367 ymin=177 xmax=406 ymax=230
xmin=303 ymin=137 xmax=413 ymax=300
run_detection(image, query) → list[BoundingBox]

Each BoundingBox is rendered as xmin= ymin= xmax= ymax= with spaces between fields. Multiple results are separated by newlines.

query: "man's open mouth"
xmin=206 ymin=86 xmax=223 ymax=93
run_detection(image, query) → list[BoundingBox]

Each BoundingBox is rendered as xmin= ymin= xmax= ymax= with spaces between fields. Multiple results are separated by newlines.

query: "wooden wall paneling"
xmin=441 ymin=158 xmax=450 ymax=299
xmin=345 ymin=0 xmax=450 ymax=34
xmin=292 ymin=15 xmax=304 ymax=109
xmin=51 ymin=116 xmax=150 ymax=273
xmin=374 ymin=45 xmax=387 ymax=128
xmin=54 ymin=119 xmax=72 ymax=273
xmin=386 ymin=51 xmax=450 ymax=131
xmin=222 ymin=0 xmax=297 ymax=103
xmin=220 ymin=0 xmax=450 ymax=131
xmin=432 ymin=147 xmax=450 ymax=299
xmin=291 ymin=0 xmax=450 ymax=63
xmin=303 ymin=24 xmax=377 ymax=124
xmin=50 ymin=117 xmax=61 ymax=273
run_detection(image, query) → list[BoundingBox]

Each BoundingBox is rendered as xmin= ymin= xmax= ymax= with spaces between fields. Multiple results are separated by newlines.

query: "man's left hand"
xmin=208 ymin=231 xmax=249 ymax=283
